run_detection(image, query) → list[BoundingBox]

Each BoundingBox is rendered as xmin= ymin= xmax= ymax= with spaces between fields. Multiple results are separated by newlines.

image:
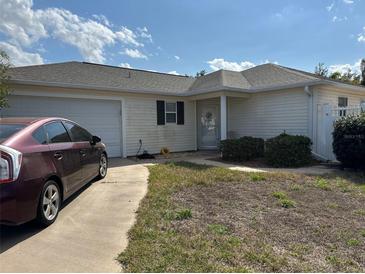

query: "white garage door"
xmin=1 ymin=95 xmax=122 ymax=157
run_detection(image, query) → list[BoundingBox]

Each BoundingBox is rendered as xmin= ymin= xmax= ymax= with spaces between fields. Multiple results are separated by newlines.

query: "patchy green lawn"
xmin=118 ymin=162 xmax=365 ymax=272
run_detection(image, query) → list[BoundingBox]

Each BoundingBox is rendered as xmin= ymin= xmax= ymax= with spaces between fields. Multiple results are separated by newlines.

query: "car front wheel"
xmin=37 ymin=180 xmax=61 ymax=226
xmin=97 ymin=153 xmax=108 ymax=179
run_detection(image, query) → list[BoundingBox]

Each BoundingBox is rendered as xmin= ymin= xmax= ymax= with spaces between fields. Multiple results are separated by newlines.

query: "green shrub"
xmin=333 ymin=113 xmax=365 ymax=169
xmin=265 ymin=133 xmax=312 ymax=167
xmin=219 ymin=136 xmax=264 ymax=162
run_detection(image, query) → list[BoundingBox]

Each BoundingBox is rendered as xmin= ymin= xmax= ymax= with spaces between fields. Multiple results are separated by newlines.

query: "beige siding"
xmin=316 ymin=85 xmax=365 ymax=107
xmin=124 ymin=96 xmax=196 ymax=156
xmin=228 ymin=88 xmax=309 ymax=139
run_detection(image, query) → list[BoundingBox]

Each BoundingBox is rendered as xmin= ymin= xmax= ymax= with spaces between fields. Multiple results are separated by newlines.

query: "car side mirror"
xmin=90 ymin=135 xmax=101 ymax=145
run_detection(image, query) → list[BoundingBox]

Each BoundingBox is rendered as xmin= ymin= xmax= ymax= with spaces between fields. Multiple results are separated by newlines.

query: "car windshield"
xmin=0 ymin=124 xmax=26 ymax=142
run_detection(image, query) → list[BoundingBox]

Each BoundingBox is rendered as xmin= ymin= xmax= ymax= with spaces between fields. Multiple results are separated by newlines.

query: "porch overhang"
xmin=188 ymin=90 xmax=250 ymax=101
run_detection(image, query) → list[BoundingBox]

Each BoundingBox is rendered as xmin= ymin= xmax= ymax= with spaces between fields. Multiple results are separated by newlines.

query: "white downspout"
xmin=220 ymin=95 xmax=227 ymax=140
xmin=304 ymin=86 xmax=315 ymax=156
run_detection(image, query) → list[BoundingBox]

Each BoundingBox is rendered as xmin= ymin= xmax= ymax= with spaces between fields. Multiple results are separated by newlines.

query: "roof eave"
xmin=321 ymin=79 xmax=365 ymax=92
xmin=7 ymin=79 xmax=189 ymax=97
xmin=246 ymin=80 xmax=322 ymax=92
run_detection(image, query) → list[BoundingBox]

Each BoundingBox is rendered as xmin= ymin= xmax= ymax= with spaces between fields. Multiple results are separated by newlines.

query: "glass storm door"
xmin=199 ymin=106 xmax=219 ymax=148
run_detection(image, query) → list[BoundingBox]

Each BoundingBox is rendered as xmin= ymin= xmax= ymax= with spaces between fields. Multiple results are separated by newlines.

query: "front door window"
xmin=200 ymin=107 xmax=218 ymax=148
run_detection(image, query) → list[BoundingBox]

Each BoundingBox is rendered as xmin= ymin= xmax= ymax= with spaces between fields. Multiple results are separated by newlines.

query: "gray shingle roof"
xmin=8 ymin=61 xmax=195 ymax=95
xmin=241 ymin=63 xmax=319 ymax=89
xmin=9 ymin=61 xmax=362 ymax=96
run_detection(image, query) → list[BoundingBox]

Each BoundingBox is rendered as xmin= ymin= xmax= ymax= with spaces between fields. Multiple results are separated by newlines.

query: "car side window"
xmin=44 ymin=122 xmax=71 ymax=143
xmin=32 ymin=126 xmax=47 ymax=144
xmin=63 ymin=122 xmax=92 ymax=142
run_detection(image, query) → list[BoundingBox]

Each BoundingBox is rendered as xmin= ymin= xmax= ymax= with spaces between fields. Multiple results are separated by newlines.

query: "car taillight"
xmin=0 ymin=145 xmax=22 ymax=184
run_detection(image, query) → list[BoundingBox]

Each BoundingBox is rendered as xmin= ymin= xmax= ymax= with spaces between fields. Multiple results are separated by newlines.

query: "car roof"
xmin=0 ymin=117 xmax=58 ymax=125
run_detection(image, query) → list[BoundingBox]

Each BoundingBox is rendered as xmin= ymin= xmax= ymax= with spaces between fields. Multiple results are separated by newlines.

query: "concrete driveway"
xmin=0 ymin=158 xmax=148 ymax=273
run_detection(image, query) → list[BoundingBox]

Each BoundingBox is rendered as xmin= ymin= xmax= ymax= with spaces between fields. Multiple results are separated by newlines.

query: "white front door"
xmin=198 ymin=104 xmax=219 ymax=149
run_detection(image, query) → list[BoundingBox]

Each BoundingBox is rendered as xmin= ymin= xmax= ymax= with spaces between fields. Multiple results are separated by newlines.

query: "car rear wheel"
xmin=97 ymin=153 xmax=108 ymax=179
xmin=36 ymin=180 xmax=61 ymax=226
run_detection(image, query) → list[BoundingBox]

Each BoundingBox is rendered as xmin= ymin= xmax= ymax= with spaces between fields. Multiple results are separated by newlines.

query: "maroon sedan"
xmin=0 ymin=117 xmax=108 ymax=226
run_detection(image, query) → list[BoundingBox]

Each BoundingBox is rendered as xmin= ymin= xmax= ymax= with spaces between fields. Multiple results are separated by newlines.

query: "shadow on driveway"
xmin=0 ymin=182 xmax=92 ymax=254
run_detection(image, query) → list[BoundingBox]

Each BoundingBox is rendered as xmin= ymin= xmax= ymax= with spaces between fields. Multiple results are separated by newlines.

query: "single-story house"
xmin=1 ymin=61 xmax=365 ymax=159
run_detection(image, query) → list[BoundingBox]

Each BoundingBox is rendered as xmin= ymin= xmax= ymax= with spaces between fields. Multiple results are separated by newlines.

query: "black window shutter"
xmin=177 ymin=101 xmax=184 ymax=125
xmin=157 ymin=100 xmax=165 ymax=125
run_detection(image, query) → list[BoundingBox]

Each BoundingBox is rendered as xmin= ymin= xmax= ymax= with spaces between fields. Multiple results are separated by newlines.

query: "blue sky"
xmin=0 ymin=0 xmax=364 ymax=75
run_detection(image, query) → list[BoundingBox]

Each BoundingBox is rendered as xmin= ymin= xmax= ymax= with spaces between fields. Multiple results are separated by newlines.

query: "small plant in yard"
xmin=346 ymin=239 xmax=360 ymax=246
xmin=175 ymin=208 xmax=192 ymax=220
xmin=335 ymin=178 xmax=352 ymax=192
xmin=289 ymin=184 xmax=303 ymax=191
xmin=328 ymin=202 xmax=339 ymax=209
xmin=353 ymin=209 xmax=365 ymax=216
xmin=279 ymin=198 xmax=296 ymax=208
xmin=249 ymin=173 xmax=266 ymax=182
xmin=272 ymin=191 xmax=296 ymax=208
xmin=208 ymin=224 xmax=229 ymax=235
xmin=272 ymin=191 xmax=287 ymax=200
xmin=314 ymin=178 xmax=331 ymax=190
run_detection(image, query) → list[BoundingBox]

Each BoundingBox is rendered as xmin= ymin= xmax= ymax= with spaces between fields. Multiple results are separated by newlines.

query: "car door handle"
xmin=79 ymin=150 xmax=87 ymax=157
xmin=54 ymin=152 xmax=63 ymax=160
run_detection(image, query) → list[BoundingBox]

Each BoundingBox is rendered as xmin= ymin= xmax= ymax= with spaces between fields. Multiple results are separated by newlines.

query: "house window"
xmin=165 ymin=102 xmax=177 ymax=123
xmin=338 ymin=97 xmax=348 ymax=116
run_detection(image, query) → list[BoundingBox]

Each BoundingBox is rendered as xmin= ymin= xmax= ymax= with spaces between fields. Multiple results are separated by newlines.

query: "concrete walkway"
xmin=185 ymin=157 xmax=335 ymax=175
xmin=0 ymin=158 xmax=149 ymax=273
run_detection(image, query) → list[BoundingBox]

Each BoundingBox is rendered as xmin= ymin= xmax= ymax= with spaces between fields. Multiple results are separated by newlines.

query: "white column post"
xmin=220 ymin=95 xmax=227 ymax=140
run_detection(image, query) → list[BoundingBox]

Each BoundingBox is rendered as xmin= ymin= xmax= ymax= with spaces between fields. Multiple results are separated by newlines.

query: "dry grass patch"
xmin=118 ymin=162 xmax=365 ymax=272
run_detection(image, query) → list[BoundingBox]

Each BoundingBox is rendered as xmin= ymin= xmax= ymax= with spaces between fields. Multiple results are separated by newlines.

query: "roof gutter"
xmin=7 ymin=79 xmax=190 ymax=97
xmin=7 ymin=78 xmax=365 ymax=98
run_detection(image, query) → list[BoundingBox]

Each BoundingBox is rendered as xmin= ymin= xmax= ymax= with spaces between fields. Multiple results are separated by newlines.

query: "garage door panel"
xmin=1 ymin=96 xmax=122 ymax=157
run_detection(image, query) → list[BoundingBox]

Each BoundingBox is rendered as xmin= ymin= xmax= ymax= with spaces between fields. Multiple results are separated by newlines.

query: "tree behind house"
xmin=0 ymin=50 xmax=11 ymax=108
xmin=195 ymin=70 xmax=206 ymax=78
xmin=314 ymin=62 xmax=328 ymax=77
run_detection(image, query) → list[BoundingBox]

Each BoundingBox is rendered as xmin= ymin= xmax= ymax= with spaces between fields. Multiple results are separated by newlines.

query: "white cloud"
xmin=137 ymin=27 xmax=153 ymax=43
xmin=358 ymin=26 xmax=365 ymax=42
xmin=167 ymin=70 xmax=180 ymax=75
xmin=343 ymin=0 xmax=354 ymax=4
xmin=174 ymin=55 xmax=180 ymax=60
xmin=39 ymin=8 xmax=117 ymax=63
xmin=92 ymin=14 xmax=112 ymax=27
xmin=120 ymin=62 xmax=132 ymax=68
xmin=326 ymin=2 xmax=335 ymax=11
xmin=0 ymin=42 xmax=43 ymax=66
xmin=122 ymin=48 xmax=147 ymax=59
xmin=207 ymin=58 xmax=256 ymax=71
xmin=332 ymin=16 xmax=348 ymax=22
xmin=115 ymin=27 xmax=143 ymax=47
xmin=0 ymin=0 xmax=47 ymax=46
xmin=329 ymin=59 xmax=361 ymax=74
xmin=0 ymin=0 xmax=149 ymax=64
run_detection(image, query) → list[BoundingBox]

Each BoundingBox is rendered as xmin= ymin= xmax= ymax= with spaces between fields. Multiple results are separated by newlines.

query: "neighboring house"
xmin=1 ymin=61 xmax=365 ymax=159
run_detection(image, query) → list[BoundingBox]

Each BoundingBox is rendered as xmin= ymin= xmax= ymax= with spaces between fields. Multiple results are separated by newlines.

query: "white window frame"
xmin=165 ymin=101 xmax=177 ymax=124
xmin=338 ymin=97 xmax=348 ymax=117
